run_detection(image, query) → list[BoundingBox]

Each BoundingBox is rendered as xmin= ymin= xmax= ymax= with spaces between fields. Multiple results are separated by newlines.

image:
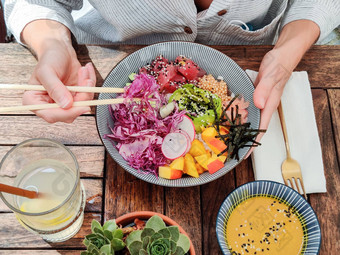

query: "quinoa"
xmin=197 ymin=74 xmax=231 ymax=103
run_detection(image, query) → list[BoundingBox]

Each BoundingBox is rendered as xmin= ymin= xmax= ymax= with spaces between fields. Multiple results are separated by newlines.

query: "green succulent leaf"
xmin=103 ymin=220 xmax=117 ymax=232
xmin=170 ymin=240 xmax=177 ymax=253
xmin=84 ymin=220 xmax=125 ymax=255
xmin=145 ymin=216 xmax=166 ymax=232
xmin=80 ymin=252 xmax=89 ymax=255
xmin=176 ymin=234 xmax=190 ymax=253
xmin=147 ymin=238 xmax=171 ymax=255
xmin=150 ymin=232 xmax=163 ymax=243
xmin=128 ymin=240 xmax=143 ymax=255
xmin=88 ymin=243 xmax=100 ymax=253
xmin=173 ymin=246 xmax=186 ymax=255
xmin=139 ymin=250 xmax=148 ymax=255
xmin=104 ymin=230 xmax=113 ymax=240
xmin=92 ymin=220 xmax=103 ymax=233
xmin=111 ymin=238 xmax=126 ymax=251
xmin=141 ymin=228 xmax=155 ymax=239
xmin=83 ymin=238 xmax=90 ymax=246
xmin=158 ymin=228 xmax=171 ymax=239
xmin=167 ymin=226 xmax=180 ymax=242
xmin=142 ymin=236 xmax=150 ymax=250
xmin=112 ymin=229 xmax=123 ymax=239
xmin=100 ymin=244 xmax=112 ymax=255
xmin=94 ymin=227 xmax=105 ymax=236
xmin=126 ymin=229 xmax=142 ymax=246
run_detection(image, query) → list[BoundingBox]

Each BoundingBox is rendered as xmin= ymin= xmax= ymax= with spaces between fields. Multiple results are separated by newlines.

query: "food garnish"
xmin=212 ymin=95 xmax=266 ymax=161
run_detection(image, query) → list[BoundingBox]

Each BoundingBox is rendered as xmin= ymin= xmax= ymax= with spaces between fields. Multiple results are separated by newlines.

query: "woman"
xmin=4 ymin=0 xmax=340 ymax=144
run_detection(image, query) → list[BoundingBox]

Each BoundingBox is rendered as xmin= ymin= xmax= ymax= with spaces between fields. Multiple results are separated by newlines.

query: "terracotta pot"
xmin=115 ymin=211 xmax=196 ymax=255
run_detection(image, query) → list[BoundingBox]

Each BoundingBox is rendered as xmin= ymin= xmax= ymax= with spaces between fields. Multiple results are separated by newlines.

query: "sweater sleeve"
xmin=280 ymin=0 xmax=340 ymax=43
xmin=4 ymin=0 xmax=83 ymax=43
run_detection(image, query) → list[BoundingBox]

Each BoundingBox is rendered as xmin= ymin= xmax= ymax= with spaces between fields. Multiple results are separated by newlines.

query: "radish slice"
xmin=177 ymin=115 xmax=196 ymax=142
xmin=175 ymin=130 xmax=191 ymax=154
xmin=161 ymin=132 xmax=190 ymax=160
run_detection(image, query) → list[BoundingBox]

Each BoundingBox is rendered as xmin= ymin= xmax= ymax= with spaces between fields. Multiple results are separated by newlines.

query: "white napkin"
xmin=246 ymin=70 xmax=327 ymax=194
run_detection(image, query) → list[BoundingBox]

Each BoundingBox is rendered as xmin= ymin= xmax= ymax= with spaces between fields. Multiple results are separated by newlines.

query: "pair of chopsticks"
xmin=0 ymin=84 xmax=128 ymax=113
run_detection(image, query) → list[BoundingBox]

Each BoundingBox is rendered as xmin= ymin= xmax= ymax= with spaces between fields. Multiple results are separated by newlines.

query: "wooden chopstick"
xmin=0 ymin=98 xmax=140 ymax=113
xmin=0 ymin=183 xmax=38 ymax=199
xmin=0 ymin=84 xmax=125 ymax=94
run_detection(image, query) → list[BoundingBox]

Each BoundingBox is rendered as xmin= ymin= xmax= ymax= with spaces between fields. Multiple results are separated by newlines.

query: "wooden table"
xmin=0 ymin=44 xmax=339 ymax=255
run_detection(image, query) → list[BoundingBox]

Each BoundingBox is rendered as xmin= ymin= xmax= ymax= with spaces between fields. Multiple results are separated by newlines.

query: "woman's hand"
xmin=245 ymin=20 xmax=320 ymax=158
xmin=21 ymin=20 xmax=96 ymax=123
xmin=23 ymin=39 xmax=96 ymax=123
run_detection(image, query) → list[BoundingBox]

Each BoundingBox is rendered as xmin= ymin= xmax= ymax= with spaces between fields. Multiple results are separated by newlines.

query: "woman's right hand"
xmin=21 ymin=20 xmax=96 ymax=123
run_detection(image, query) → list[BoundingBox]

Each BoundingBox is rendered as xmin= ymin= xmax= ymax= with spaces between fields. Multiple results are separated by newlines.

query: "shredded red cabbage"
xmin=105 ymin=74 xmax=186 ymax=175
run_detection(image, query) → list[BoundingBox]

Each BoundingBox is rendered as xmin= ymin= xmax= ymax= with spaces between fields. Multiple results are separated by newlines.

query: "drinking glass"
xmin=0 ymin=138 xmax=86 ymax=242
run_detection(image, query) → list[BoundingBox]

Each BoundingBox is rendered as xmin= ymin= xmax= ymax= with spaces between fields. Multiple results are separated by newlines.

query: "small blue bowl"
xmin=216 ymin=180 xmax=321 ymax=255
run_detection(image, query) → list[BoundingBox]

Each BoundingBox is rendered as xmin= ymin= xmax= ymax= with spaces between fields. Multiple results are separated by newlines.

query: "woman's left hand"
xmin=245 ymin=20 xmax=320 ymax=158
xmin=245 ymin=48 xmax=292 ymax=158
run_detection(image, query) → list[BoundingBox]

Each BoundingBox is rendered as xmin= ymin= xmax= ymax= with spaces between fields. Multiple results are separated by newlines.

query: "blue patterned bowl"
xmin=216 ymin=180 xmax=321 ymax=255
xmin=96 ymin=41 xmax=260 ymax=187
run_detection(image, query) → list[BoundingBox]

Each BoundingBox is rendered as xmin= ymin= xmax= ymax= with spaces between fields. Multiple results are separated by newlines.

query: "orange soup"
xmin=225 ymin=196 xmax=305 ymax=255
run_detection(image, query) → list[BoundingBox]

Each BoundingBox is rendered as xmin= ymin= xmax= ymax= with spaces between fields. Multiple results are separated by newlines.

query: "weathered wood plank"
xmin=0 ymin=116 xmax=101 ymax=145
xmin=0 ymin=212 xmax=101 ymax=248
xmin=0 ymin=146 xmax=104 ymax=178
xmin=165 ymin=186 xmax=202 ymax=255
xmin=0 ymin=179 xmax=102 ymax=212
xmin=104 ymin=156 xmax=164 ymax=221
xmin=201 ymin=170 xmax=236 ymax=255
xmin=235 ymin=158 xmax=254 ymax=186
xmin=328 ymin=89 xmax=340 ymax=164
xmin=309 ymin=89 xmax=340 ymax=255
xmin=0 ymin=251 xmax=83 ymax=255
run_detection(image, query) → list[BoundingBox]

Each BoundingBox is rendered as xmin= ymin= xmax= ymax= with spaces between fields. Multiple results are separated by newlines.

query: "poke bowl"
xmin=96 ymin=41 xmax=261 ymax=187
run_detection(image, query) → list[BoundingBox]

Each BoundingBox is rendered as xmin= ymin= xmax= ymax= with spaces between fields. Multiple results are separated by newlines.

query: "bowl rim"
xmin=95 ymin=41 xmax=260 ymax=187
xmin=215 ymin=180 xmax=321 ymax=255
xmin=115 ymin=211 xmax=195 ymax=255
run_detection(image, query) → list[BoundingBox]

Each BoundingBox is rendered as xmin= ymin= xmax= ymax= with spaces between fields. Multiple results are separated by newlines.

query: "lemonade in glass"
xmin=0 ymin=138 xmax=86 ymax=242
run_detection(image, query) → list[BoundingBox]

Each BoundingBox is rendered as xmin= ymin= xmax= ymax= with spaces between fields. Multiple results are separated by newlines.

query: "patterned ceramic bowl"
xmin=216 ymin=180 xmax=321 ymax=254
xmin=96 ymin=41 xmax=260 ymax=187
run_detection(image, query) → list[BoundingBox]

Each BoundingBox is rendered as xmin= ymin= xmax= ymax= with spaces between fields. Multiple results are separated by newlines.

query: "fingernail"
xmin=86 ymin=62 xmax=93 ymax=68
xmin=258 ymin=98 xmax=265 ymax=108
xmin=59 ymin=96 xmax=71 ymax=108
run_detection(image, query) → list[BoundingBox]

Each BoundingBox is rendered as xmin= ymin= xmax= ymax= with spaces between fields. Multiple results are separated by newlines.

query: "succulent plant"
xmin=126 ymin=215 xmax=190 ymax=255
xmin=81 ymin=219 xmax=126 ymax=255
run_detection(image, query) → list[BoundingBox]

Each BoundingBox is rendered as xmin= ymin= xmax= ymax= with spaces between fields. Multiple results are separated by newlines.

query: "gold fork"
xmin=278 ymin=102 xmax=307 ymax=199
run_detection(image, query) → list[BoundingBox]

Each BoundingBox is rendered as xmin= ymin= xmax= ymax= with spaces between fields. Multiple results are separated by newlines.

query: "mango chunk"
xmin=196 ymin=162 xmax=206 ymax=174
xmin=169 ymin=157 xmax=184 ymax=171
xmin=159 ymin=166 xmax=183 ymax=179
xmin=184 ymin=154 xmax=199 ymax=178
xmin=194 ymin=153 xmax=211 ymax=170
xmin=207 ymin=158 xmax=224 ymax=174
xmin=189 ymin=139 xmax=206 ymax=157
xmin=201 ymin=127 xmax=227 ymax=156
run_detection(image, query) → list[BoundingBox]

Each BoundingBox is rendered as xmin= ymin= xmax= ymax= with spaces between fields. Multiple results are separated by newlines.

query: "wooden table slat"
xmin=104 ymin=157 xmax=164 ymax=221
xmin=0 ymin=116 xmax=101 ymax=145
xmin=201 ymin=169 xmax=236 ymax=255
xmin=309 ymin=89 xmax=340 ymax=254
xmin=328 ymin=89 xmax=340 ymax=164
xmin=165 ymin=187 xmax=202 ymax=254
xmin=0 ymin=146 xmax=104 ymax=178
xmin=0 ymin=213 xmax=101 ymax=249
